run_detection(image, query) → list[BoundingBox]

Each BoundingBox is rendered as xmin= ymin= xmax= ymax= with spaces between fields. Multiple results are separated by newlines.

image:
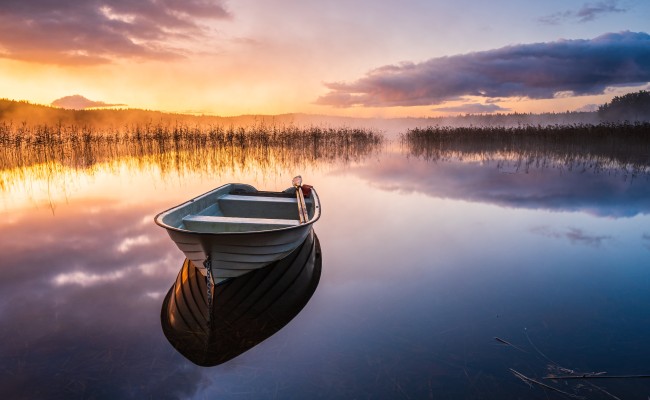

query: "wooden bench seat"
xmin=217 ymin=194 xmax=310 ymax=220
xmin=182 ymin=214 xmax=300 ymax=233
xmin=220 ymin=194 xmax=298 ymax=203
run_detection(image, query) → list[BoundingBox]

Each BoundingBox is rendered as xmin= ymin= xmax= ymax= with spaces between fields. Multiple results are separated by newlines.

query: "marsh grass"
xmin=401 ymin=123 xmax=650 ymax=177
xmin=0 ymin=122 xmax=383 ymax=186
xmin=0 ymin=121 xmax=384 ymax=199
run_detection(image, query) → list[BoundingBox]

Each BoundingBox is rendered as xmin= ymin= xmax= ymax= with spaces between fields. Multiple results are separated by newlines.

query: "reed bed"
xmin=0 ymin=122 xmax=383 ymax=195
xmin=401 ymin=123 xmax=650 ymax=176
xmin=0 ymin=122 xmax=383 ymax=173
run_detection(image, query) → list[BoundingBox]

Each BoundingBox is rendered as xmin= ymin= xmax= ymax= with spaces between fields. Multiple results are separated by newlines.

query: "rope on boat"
xmin=204 ymin=257 xmax=214 ymax=324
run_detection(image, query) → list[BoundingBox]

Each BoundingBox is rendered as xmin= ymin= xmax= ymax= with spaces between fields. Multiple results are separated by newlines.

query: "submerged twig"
xmin=585 ymin=382 xmax=622 ymax=400
xmin=524 ymin=328 xmax=561 ymax=367
xmin=510 ymin=330 xmax=622 ymax=399
xmin=494 ymin=337 xmax=527 ymax=353
xmin=544 ymin=374 xmax=650 ymax=380
xmin=509 ymin=369 xmax=585 ymax=399
xmin=524 ymin=329 xmax=604 ymax=377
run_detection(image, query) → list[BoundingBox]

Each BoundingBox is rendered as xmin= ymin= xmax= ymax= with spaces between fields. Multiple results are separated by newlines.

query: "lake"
xmin=1 ymin=133 xmax=649 ymax=399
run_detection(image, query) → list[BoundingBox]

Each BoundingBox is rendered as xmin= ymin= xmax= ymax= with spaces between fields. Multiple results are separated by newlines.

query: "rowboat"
xmin=160 ymin=230 xmax=322 ymax=366
xmin=154 ymin=177 xmax=320 ymax=282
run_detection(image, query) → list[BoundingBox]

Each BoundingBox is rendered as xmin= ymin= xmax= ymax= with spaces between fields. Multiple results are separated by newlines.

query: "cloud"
xmin=432 ymin=103 xmax=510 ymax=114
xmin=531 ymin=226 xmax=613 ymax=247
xmin=51 ymin=94 xmax=126 ymax=109
xmin=0 ymin=0 xmax=230 ymax=65
xmin=116 ymin=234 xmax=152 ymax=253
xmin=316 ymin=31 xmax=650 ymax=108
xmin=539 ymin=0 xmax=627 ymax=25
xmin=52 ymin=269 xmax=129 ymax=287
xmin=643 ymin=233 xmax=650 ymax=250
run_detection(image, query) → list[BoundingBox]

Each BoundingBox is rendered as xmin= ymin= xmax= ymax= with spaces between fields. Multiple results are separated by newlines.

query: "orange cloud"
xmin=0 ymin=0 xmax=230 ymax=65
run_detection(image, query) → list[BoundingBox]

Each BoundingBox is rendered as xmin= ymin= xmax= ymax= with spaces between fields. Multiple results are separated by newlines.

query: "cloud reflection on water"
xmin=1 ymin=132 xmax=649 ymax=398
xmin=350 ymin=152 xmax=650 ymax=218
xmin=0 ymin=197 xmax=206 ymax=399
xmin=643 ymin=233 xmax=650 ymax=250
xmin=530 ymin=225 xmax=613 ymax=247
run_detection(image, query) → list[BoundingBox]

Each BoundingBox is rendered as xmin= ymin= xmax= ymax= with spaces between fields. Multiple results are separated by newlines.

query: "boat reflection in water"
xmin=160 ymin=230 xmax=321 ymax=367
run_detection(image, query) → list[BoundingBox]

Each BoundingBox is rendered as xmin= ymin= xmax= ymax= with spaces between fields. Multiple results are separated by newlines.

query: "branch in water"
xmin=510 ymin=369 xmax=585 ymax=399
xmin=544 ymin=374 xmax=650 ymax=380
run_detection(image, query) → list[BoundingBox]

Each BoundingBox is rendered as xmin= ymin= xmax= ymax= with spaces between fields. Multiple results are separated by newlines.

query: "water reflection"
xmin=2 ymin=123 xmax=650 ymax=398
xmin=402 ymin=124 xmax=650 ymax=172
xmin=161 ymin=230 xmax=321 ymax=367
xmin=0 ymin=198 xmax=206 ymax=399
xmin=0 ymin=124 xmax=383 ymax=198
xmin=355 ymin=154 xmax=650 ymax=218
xmin=354 ymin=149 xmax=650 ymax=218
xmin=397 ymin=125 xmax=650 ymax=217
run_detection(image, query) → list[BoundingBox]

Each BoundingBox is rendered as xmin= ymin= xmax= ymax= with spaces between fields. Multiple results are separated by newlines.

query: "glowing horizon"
xmin=0 ymin=1 xmax=649 ymax=118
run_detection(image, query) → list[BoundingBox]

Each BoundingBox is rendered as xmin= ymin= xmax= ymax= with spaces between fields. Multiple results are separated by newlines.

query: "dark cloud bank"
xmin=0 ymin=0 xmax=229 ymax=65
xmin=317 ymin=31 xmax=650 ymax=108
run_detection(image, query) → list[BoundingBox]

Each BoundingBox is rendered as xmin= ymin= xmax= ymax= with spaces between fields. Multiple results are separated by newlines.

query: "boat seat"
xmin=182 ymin=215 xmax=300 ymax=233
xmin=221 ymin=194 xmax=299 ymax=203
xmin=217 ymin=194 xmax=310 ymax=220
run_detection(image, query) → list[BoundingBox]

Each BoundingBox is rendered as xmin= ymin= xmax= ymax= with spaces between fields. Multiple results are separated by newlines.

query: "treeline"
xmin=598 ymin=90 xmax=650 ymax=122
xmin=0 ymin=99 xmax=305 ymax=129
xmin=404 ymin=111 xmax=599 ymax=128
xmin=1 ymin=98 xmax=602 ymax=129
xmin=2 ymin=90 xmax=649 ymax=134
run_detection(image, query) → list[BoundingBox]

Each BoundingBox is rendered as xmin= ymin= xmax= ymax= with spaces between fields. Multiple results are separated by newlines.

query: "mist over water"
xmin=1 ymin=123 xmax=649 ymax=399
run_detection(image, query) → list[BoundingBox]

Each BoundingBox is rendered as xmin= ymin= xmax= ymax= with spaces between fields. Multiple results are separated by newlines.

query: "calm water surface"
xmin=1 ymin=142 xmax=649 ymax=399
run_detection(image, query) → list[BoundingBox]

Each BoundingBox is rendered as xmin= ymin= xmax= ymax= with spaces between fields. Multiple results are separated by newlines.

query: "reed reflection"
xmin=161 ymin=230 xmax=321 ymax=367
xmin=0 ymin=123 xmax=383 ymax=195
xmin=393 ymin=124 xmax=650 ymax=217
xmin=402 ymin=124 xmax=650 ymax=176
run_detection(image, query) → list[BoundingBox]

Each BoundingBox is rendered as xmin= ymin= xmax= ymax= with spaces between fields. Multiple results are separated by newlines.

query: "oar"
xmin=292 ymin=176 xmax=309 ymax=224
xmin=293 ymin=176 xmax=308 ymax=224
xmin=298 ymin=189 xmax=308 ymax=223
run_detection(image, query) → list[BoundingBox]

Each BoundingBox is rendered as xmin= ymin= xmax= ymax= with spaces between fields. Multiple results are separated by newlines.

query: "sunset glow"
xmin=2 ymin=2 xmax=650 ymax=397
xmin=1 ymin=0 xmax=649 ymax=117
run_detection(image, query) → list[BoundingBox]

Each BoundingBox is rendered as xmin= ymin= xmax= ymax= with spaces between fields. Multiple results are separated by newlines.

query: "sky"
xmin=0 ymin=0 xmax=649 ymax=117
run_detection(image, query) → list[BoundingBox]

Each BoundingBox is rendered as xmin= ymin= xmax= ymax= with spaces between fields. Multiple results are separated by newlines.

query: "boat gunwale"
xmin=154 ymin=183 xmax=321 ymax=236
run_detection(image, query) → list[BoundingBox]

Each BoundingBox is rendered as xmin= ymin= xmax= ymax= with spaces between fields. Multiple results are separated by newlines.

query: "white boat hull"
xmin=165 ymin=224 xmax=313 ymax=278
xmin=155 ymin=183 xmax=320 ymax=279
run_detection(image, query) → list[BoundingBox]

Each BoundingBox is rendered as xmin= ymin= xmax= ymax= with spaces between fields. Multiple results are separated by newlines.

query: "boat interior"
xmin=158 ymin=184 xmax=316 ymax=233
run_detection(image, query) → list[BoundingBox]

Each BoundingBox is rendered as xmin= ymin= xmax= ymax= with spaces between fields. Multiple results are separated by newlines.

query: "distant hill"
xmin=0 ymin=98 xmax=601 ymax=136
